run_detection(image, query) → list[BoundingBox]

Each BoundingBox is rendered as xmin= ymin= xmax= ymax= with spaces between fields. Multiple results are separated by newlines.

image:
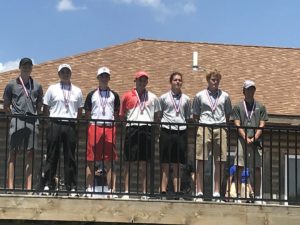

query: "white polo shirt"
xmin=43 ymin=82 xmax=83 ymax=119
xmin=84 ymin=88 xmax=120 ymax=125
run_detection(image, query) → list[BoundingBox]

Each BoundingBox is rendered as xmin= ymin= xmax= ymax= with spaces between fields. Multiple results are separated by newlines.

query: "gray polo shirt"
xmin=3 ymin=77 xmax=43 ymax=115
xmin=160 ymin=91 xmax=191 ymax=130
xmin=192 ymin=89 xmax=232 ymax=124
xmin=231 ymin=100 xmax=268 ymax=137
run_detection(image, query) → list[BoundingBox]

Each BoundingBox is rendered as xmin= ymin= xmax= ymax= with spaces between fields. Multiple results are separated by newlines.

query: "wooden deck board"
xmin=0 ymin=195 xmax=300 ymax=225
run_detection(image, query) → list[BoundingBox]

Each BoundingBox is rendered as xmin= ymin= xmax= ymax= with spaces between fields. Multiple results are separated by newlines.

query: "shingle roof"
xmin=1 ymin=38 xmax=300 ymax=116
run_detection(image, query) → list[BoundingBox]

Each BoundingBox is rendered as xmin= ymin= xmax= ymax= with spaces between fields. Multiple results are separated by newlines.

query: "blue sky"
xmin=1 ymin=0 xmax=300 ymax=72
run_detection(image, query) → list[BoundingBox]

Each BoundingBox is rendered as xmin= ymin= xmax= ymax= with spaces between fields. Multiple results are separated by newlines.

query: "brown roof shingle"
xmin=1 ymin=38 xmax=299 ymax=116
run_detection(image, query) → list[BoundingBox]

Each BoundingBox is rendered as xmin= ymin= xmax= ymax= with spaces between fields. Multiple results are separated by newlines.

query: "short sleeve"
xmin=43 ymin=86 xmax=52 ymax=106
xmin=159 ymin=95 xmax=166 ymax=111
xmin=184 ymin=97 xmax=191 ymax=119
xmin=84 ymin=91 xmax=93 ymax=112
xmin=260 ymin=105 xmax=268 ymax=121
xmin=3 ymin=83 xmax=13 ymax=105
xmin=224 ymin=95 xmax=232 ymax=116
xmin=78 ymin=90 xmax=84 ymax=108
xmin=112 ymin=91 xmax=120 ymax=114
xmin=192 ymin=95 xmax=201 ymax=116
xmin=154 ymin=96 xmax=161 ymax=113
xmin=37 ymin=84 xmax=44 ymax=105
xmin=119 ymin=94 xmax=128 ymax=117
xmin=231 ymin=104 xmax=241 ymax=121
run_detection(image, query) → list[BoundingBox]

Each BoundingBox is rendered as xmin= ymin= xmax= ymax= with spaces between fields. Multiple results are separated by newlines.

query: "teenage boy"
xmin=120 ymin=71 xmax=161 ymax=199
xmin=192 ymin=70 xmax=232 ymax=202
xmin=232 ymin=80 xmax=268 ymax=204
xmin=3 ymin=57 xmax=43 ymax=191
xmin=43 ymin=64 xmax=83 ymax=196
xmin=159 ymin=72 xmax=191 ymax=198
xmin=84 ymin=66 xmax=120 ymax=198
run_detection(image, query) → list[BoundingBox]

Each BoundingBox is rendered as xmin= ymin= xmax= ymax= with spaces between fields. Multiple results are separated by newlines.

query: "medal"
xmin=169 ymin=91 xmax=182 ymax=116
xmin=243 ymin=100 xmax=256 ymax=122
xmin=61 ymin=82 xmax=71 ymax=110
xmin=135 ymin=90 xmax=147 ymax=115
xmin=206 ymin=89 xmax=220 ymax=112
xmin=98 ymin=89 xmax=109 ymax=116
xmin=19 ymin=76 xmax=32 ymax=98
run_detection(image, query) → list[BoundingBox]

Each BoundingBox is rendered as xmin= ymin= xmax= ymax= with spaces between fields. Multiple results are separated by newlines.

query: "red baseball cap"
xmin=135 ymin=71 xmax=149 ymax=79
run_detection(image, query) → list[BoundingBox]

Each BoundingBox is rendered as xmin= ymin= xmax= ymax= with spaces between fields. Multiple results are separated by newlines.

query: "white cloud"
xmin=183 ymin=2 xmax=197 ymax=14
xmin=113 ymin=0 xmax=197 ymax=22
xmin=135 ymin=0 xmax=161 ymax=8
xmin=116 ymin=0 xmax=161 ymax=8
xmin=57 ymin=0 xmax=86 ymax=12
xmin=0 ymin=60 xmax=19 ymax=73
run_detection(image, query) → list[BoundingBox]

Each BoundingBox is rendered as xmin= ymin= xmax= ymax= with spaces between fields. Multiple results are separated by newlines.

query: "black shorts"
xmin=159 ymin=128 xmax=187 ymax=164
xmin=124 ymin=126 xmax=154 ymax=162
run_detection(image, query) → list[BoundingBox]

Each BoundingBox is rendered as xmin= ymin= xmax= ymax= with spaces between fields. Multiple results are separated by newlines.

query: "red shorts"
xmin=87 ymin=124 xmax=118 ymax=161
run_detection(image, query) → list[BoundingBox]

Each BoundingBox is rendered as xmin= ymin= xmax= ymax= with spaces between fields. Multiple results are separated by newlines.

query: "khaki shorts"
xmin=195 ymin=126 xmax=228 ymax=161
xmin=234 ymin=137 xmax=262 ymax=168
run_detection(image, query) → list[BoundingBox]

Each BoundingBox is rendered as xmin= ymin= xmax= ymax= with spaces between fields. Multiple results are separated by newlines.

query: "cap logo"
xmin=97 ymin=67 xmax=110 ymax=77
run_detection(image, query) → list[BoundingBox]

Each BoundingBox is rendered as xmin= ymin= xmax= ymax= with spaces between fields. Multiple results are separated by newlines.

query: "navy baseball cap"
xmin=19 ymin=58 xmax=33 ymax=67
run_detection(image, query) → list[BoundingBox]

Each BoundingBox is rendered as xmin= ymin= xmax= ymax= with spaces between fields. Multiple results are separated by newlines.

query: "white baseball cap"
xmin=243 ymin=80 xmax=256 ymax=89
xmin=58 ymin=64 xmax=72 ymax=72
xmin=97 ymin=67 xmax=110 ymax=77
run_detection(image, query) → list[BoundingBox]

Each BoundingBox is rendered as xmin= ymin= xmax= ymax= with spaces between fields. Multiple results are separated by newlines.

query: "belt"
xmin=161 ymin=127 xmax=186 ymax=133
xmin=92 ymin=124 xmax=114 ymax=128
xmin=52 ymin=120 xmax=76 ymax=126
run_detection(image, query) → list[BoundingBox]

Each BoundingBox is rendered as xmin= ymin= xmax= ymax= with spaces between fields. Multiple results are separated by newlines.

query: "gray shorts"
xmin=9 ymin=117 xmax=39 ymax=151
xmin=234 ymin=137 xmax=262 ymax=168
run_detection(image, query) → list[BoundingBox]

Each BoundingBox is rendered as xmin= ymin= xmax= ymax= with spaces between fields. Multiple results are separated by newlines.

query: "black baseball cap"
xmin=19 ymin=58 xmax=33 ymax=67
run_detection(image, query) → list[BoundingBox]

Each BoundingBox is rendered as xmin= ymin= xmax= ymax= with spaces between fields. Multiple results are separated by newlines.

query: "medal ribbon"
xmin=19 ymin=76 xmax=31 ymax=98
xmin=206 ymin=89 xmax=220 ymax=111
xmin=169 ymin=91 xmax=182 ymax=114
xmin=243 ymin=100 xmax=256 ymax=121
xmin=135 ymin=90 xmax=146 ymax=113
xmin=98 ymin=88 xmax=109 ymax=112
xmin=61 ymin=82 xmax=72 ymax=108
